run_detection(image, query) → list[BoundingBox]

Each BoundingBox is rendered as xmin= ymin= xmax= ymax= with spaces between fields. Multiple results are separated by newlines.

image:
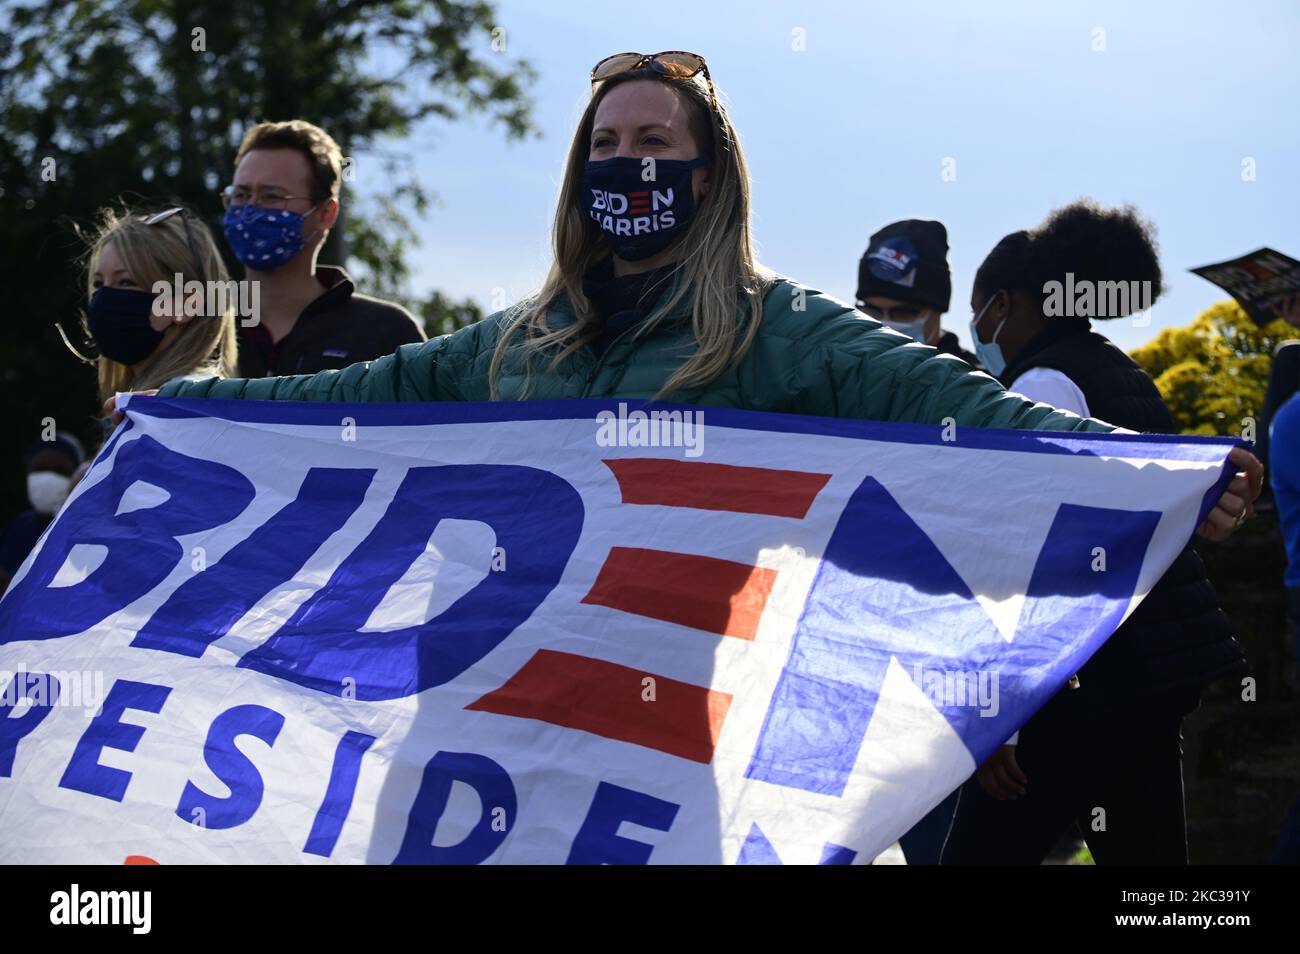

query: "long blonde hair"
xmin=488 ymin=70 xmax=770 ymax=399
xmin=77 ymin=205 xmax=238 ymax=402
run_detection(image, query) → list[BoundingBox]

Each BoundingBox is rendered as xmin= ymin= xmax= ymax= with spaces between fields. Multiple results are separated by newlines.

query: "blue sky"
xmin=364 ymin=0 xmax=1300 ymax=354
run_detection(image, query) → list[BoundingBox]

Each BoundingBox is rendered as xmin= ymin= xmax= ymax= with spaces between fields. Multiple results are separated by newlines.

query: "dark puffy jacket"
xmin=1002 ymin=318 xmax=1247 ymax=732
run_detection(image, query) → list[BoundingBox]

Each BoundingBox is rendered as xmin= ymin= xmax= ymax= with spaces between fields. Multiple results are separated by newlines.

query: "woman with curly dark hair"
xmin=943 ymin=201 xmax=1248 ymax=865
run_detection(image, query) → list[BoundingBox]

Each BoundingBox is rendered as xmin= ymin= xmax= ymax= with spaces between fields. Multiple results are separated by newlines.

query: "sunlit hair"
xmin=488 ymin=70 xmax=771 ymax=399
xmin=75 ymin=205 xmax=238 ymax=403
xmin=235 ymin=119 xmax=343 ymax=201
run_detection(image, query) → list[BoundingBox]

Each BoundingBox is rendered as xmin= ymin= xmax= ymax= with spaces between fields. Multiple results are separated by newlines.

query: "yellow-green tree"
xmin=1129 ymin=301 xmax=1297 ymax=435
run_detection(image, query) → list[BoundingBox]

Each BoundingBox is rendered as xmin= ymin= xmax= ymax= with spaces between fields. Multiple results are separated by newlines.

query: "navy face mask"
xmin=88 ymin=287 xmax=165 ymax=364
xmin=582 ymin=156 xmax=708 ymax=261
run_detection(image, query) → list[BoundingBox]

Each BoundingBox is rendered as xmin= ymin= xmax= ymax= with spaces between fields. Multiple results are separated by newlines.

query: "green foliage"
xmin=418 ymin=289 xmax=487 ymax=338
xmin=0 ymin=0 xmax=536 ymax=515
xmin=1068 ymin=842 xmax=1095 ymax=865
xmin=1129 ymin=301 xmax=1297 ymax=435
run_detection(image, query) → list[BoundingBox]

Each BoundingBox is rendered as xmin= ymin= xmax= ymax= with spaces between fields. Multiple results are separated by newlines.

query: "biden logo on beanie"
xmin=866 ymin=238 xmax=920 ymax=288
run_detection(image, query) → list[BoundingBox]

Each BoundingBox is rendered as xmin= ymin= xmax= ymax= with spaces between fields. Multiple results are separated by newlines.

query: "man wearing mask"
xmin=856 ymin=219 xmax=980 ymax=369
xmin=857 ymin=231 xmax=969 ymax=862
xmin=857 ymin=219 xmax=978 ymax=861
xmin=222 ymin=120 xmax=425 ymax=376
xmin=0 ymin=433 xmax=85 ymax=596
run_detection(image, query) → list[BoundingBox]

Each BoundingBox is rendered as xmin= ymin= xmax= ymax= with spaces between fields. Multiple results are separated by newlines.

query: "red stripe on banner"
xmin=582 ymin=546 xmax=776 ymax=639
xmin=604 ymin=458 xmax=831 ymax=517
xmin=467 ymin=649 xmax=732 ymax=763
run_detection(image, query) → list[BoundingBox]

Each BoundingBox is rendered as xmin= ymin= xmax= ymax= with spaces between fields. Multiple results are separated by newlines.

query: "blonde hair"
xmin=488 ymin=70 xmax=771 ymax=399
xmin=78 ymin=205 xmax=238 ymax=403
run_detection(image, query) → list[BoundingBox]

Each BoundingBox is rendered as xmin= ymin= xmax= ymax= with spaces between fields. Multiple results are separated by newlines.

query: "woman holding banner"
xmin=100 ymin=52 xmax=1261 ymax=867
xmin=941 ymin=202 xmax=1247 ymax=864
xmin=123 ymin=51 xmax=1261 ymax=543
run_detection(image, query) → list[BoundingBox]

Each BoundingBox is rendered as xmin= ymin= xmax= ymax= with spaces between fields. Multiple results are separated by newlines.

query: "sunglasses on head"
xmin=590 ymin=50 xmax=717 ymax=111
xmin=141 ymin=207 xmax=205 ymax=284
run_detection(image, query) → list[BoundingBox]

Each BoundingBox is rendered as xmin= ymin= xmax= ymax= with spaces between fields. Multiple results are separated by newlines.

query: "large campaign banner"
xmin=0 ymin=397 xmax=1238 ymax=864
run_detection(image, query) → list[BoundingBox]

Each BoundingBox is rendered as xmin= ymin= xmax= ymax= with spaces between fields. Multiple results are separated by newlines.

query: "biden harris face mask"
xmin=583 ymin=156 xmax=708 ymax=261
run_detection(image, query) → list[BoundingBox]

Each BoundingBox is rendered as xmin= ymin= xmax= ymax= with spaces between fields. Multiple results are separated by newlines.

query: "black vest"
xmin=1002 ymin=319 xmax=1247 ymax=732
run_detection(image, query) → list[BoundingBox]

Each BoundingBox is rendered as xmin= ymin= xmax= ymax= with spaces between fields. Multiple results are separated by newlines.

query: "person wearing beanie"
xmin=857 ymin=226 xmax=975 ymax=865
xmin=856 ymin=219 xmax=980 ymax=368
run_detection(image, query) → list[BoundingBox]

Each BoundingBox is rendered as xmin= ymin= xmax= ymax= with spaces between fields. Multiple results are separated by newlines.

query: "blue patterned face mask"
xmin=222 ymin=204 xmax=320 ymax=271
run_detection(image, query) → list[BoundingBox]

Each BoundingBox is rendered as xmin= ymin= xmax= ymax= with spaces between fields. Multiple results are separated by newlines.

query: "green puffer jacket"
xmin=158 ymin=276 xmax=1113 ymax=434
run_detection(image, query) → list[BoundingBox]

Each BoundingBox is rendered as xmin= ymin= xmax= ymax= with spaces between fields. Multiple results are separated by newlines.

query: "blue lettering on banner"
xmin=737 ymin=822 xmax=857 ymax=865
xmin=133 ymin=467 xmax=376 ymax=658
xmin=747 ymin=476 xmax=1161 ymax=796
xmin=567 ymin=781 xmax=680 ymax=865
xmin=393 ymin=751 xmax=517 ymax=865
xmin=239 ymin=465 xmax=584 ymax=701
xmin=737 ymin=822 xmax=782 ymax=864
xmin=0 ymin=672 xmax=62 ymax=777
xmin=59 ymin=679 xmax=172 ymax=802
xmin=0 ymin=436 xmax=255 ymax=644
xmin=176 ymin=704 xmax=285 ymax=830
xmin=304 ymin=730 xmax=376 ymax=857
xmin=820 ymin=842 xmax=858 ymax=865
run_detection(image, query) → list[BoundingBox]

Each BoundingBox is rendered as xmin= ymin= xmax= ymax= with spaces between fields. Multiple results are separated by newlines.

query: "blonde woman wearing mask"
xmin=80 ymin=204 xmax=237 ymax=407
xmin=128 ymin=51 xmax=1258 ymax=539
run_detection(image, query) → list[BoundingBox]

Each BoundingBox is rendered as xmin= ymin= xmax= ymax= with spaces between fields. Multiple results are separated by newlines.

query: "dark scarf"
xmin=581 ymin=258 xmax=678 ymax=357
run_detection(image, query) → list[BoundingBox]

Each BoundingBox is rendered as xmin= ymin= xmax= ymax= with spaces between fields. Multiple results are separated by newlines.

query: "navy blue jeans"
xmin=1273 ymin=591 xmax=1300 ymax=864
xmin=898 ymin=788 xmax=960 ymax=864
xmin=942 ymin=713 xmax=1188 ymax=865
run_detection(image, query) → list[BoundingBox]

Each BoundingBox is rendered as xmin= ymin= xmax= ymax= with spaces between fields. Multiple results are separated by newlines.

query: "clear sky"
xmin=368 ymin=0 xmax=1300 ymax=354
